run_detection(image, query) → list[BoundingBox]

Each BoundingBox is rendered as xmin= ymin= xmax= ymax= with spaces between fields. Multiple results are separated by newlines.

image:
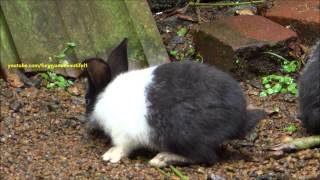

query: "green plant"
xmin=41 ymin=42 xmax=76 ymax=89
xmin=170 ymin=165 xmax=189 ymax=180
xmin=41 ymin=71 xmax=73 ymax=89
xmin=283 ymin=124 xmax=298 ymax=133
xmin=54 ymin=42 xmax=77 ymax=63
xmin=263 ymin=51 xmax=300 ymax=73
xmin=259 ymin=74 xmax=298 ymax=97
xmin=176 ymin=27 xmax=188 ymax=37
xmin=156 ymin=167 xmax=170 ymax=178
xmin=169 ymin=50 xmax=184 ymax=60
xmin=169 ymin=47 xmax=203 ymax=63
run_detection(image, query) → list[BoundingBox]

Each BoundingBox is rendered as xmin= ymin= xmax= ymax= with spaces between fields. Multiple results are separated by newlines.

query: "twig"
xmin=190 ymin=0 xmax=265 ymax=7
xmin=271 ymin=135 xmax=320 ymax=154
xmin=195 ymin=0 xmax=201 ymax=23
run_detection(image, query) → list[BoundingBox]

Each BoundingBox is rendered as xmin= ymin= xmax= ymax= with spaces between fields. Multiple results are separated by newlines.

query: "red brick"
xmin=194 ymin=15 xmax=297 ymax=72
xmin=265 ymin=0 xmax=320 ymax=44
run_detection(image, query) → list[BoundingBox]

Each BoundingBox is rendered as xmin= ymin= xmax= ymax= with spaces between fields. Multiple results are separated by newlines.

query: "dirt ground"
xmin=1 ymin=3 xmax=320 ymax=180
xmin=1 ymin=75 xmax=319 ymax=179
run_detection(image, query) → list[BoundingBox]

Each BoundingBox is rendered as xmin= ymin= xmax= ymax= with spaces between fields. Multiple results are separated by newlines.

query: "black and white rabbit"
xmin=82 ymin=38 xmax=265 ymax=167
xmin=299 ymin=41 xmax=320 ymax=134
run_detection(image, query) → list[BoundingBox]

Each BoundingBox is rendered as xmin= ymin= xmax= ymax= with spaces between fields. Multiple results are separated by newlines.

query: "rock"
xmin=75 ymin=115 xmax=87 ymax=123
xmin=255 ymin=170 xmax=264 ymax=176
xmin=9 ymin=101 xmax=23 ymax=112
xmin=47 ymin=103 xmax=59 ymax=111
xmin=194 ymin=15 xmax=297 ymax=73
xmin=67 ymin=86 xmax=81 ymax=96
xmin=256 ymin=174 xmax=273 ymax=180
xmin=169 ymin=36 xmax=186 ymax=45
xmin=265 ymin=0 xmax=320 ymax=45
xmin=15 ymin=88 xmax=23 ymax=93
xmin=206 ymin=174 xmax=226 ymax=180
xmin=71 ymin=96 xmax=85 ymax=105
xmin=0 ymin=137 xmax=6 ymax=143
xmin=21 ymin=87 xmax=39 ymax=97
xmin=283 ymin=94 xmax=296 ymax=103
xmin=235 ymin=9 xmax=255 ymax=16
xmin=3 ymin=70 xmax=24 ymax=88
xmin=247 ymin=78 xmax=264 ymax=89
xmin=3 ymin=117 xmax=14 ymax=127
xmin=20 ymin=75 xmax=42 ymax=88
xmin=245 ymin=130 xmax=259 ymax=142
xmin=1 ymin=89 xmax=14 ymax=98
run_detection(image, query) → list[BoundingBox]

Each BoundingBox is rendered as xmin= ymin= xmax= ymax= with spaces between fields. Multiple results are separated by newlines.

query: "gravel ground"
xmin=0 ymin=76 xmax=319 ymax=179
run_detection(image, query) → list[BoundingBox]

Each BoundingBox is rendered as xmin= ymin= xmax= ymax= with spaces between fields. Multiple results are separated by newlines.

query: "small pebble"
xmin=9 ymin=101 xmax=22 ymax=112
xmin=207 ymin=174 xmax=226 ymax=180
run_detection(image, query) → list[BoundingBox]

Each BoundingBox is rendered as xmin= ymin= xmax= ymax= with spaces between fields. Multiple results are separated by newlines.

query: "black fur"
xmin=82 ymin=38 xmax=128 ymax=114
xmin=299 ymin=41 xmax=320 ymax=134
xmin=82 ymin=58 xmax=111 ymax=113
xmin=146 ymin=61 xmax=264 ymax=164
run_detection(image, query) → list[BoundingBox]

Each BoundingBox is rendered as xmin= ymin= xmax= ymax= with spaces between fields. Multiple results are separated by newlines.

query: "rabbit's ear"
xmin=82 ymin=58 xmax=112 ymax=91
xmin=107 ymin=38 xmax=129 ymax=78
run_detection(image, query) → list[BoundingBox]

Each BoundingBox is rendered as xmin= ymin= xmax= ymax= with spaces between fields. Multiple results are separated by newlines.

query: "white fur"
xmin=90 ymin=66 xmax=157 ymax=161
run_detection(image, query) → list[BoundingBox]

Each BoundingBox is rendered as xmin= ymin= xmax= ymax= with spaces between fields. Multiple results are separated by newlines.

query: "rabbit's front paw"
xmin=102 ymin=146 xmax=128 ymax=163
xmin=149 ymin=152 xmax=190 ymax=167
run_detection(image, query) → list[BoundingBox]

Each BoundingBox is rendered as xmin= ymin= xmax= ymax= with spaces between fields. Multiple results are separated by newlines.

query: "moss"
xmin=0 ymin=0 xmax=167 ymax=73
xmin=0 ymin=7 xmax=20 ymax=67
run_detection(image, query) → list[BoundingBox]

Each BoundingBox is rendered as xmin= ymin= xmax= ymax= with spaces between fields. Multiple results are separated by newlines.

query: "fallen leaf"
xmin=235 ymin=9 xmax=255 ymax=15
xmin=5 ymin=70 xmax=24 ymax=88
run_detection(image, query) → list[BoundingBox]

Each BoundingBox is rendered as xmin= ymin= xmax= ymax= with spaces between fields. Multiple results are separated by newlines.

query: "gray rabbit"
xmin=299 ymin=41 xmax=320 ymax=134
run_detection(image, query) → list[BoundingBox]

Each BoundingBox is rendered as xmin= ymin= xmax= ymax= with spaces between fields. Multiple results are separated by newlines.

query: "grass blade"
xmin=263 ymin=51 xmax=289 ymax=62
xmin=169 ymin=165 xmax=189 ymax=180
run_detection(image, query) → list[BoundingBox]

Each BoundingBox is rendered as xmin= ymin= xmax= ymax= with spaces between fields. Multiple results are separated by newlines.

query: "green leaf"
xmin=186 ymin=48 xmax=195 ymax=56
xmin=57 ymin=81 xmax=66 ymax=88
xmin=61 ymin=60 xmax=69 ymax=64
xmin=278 ymin=76 xmax=285 ymax=83
xmin=56 ymin=76 xmax=66 ymax=82
xmin=176 ymin=27 xmax=188 ymax=37
xmin=55 ymin=53 xmax=66 ymax=59
xmin=195 ymin=53 xmax=203 ymax=63
xmin=283 ymin=77 xmax=293 ymax=84
xmin=50 ymin=75 xmax=58 ymax=81
xmin=284 ymin=124 xmax=297 ymax=133
xmin=264 ymin=84 xmax=271 ymax=89
xmin=41 ymin=73 xmax=49 ymax=80
xmin=46 ymin=83 xmax=55 ymax=89
xmin=280 ymin=88 xmax=288 ymax=93
xmin=288 ymin=83 xmax=297 ymax=91
xmin=273 ymin=106 xmax=280 ymax=112
xmin=272 ymin=83 xmax=282 ymax=93
xmin=262 ymin=77 xmax=270 ymax=84
xmin=269 ymin=75 xmax=278 ymax=79
xmin=259 ymin=91 xmax=267 ymax=97
xmin=67 ymin=42 xmax=76 ymax=48
xmin=169 ymin=50 xmax=178 ymax=57
xmin=266 ymin=88 xmax=274 ymax=95
xmin=67 ymin=80 xmax=73 ymax=85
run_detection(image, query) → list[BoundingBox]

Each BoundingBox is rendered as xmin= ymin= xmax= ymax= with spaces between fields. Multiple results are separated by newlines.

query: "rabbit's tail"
xmin=246 ymin=109 xmax=267 ymax=131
